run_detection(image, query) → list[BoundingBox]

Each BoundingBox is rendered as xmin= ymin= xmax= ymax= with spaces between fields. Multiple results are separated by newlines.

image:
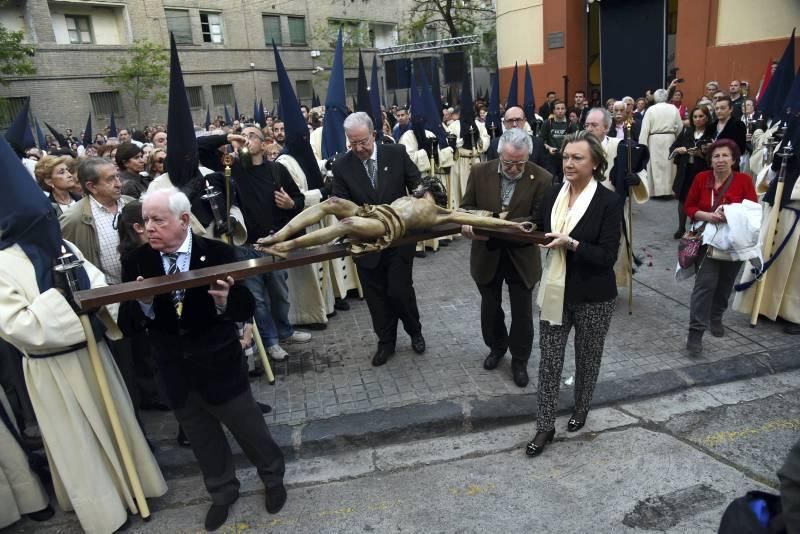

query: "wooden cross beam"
xmin=74 ymin=224 xmax=552 ymax=310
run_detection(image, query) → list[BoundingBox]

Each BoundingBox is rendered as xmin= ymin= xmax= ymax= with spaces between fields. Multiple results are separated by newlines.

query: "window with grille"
xmin=263 ymin=15 xmax=281 ymax=46
xmin=65 ymin=15 xmax=93 ymax=44
xmin=186 ymin=86 xmax=204 ymax=109
xmin=271 ymin=81 xmax=280 ymax=108
xmin=211 ymin=84 xmax=234 ymax=106
xmin=200 ymin=12 xmax=223 ymax=44
xmin=288 ymin=16 xmax=306 ymax=45
xmin=0 ymin=97 xmax=29 ymax=127
xmin=90 ymin=91 xmax=122 ymax=117
xmin=295 ymin=80 xmax=312 ymax=102
xmin=345 ymin=78 xmax=358 ymax=97
xmin=165 ymin=9 xmax=192 ymax=44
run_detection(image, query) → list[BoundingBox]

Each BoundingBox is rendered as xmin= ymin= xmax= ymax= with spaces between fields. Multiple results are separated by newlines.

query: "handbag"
xmin=678 ymin=174 xmax=734 ymax=269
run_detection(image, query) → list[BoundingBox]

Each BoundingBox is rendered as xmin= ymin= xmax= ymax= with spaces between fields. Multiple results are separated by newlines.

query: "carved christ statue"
xmin=256 ymin=177 xmax=535 ymax=257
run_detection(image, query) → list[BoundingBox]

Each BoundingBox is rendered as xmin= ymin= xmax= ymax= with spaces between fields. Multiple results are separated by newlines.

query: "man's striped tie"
xmin=165 ymin=253 xmax=185 ymax=317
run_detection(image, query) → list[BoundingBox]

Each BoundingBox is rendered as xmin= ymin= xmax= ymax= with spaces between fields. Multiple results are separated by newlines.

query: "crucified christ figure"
xmin=255 ymin=177 xmax=535 ymax=258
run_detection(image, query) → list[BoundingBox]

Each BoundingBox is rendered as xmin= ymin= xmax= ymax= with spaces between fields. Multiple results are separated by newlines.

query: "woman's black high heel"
xmin=567 ymin=410 xmax=588 ymax=432
xmin=525 ymin=429 xmax=555 ymax=457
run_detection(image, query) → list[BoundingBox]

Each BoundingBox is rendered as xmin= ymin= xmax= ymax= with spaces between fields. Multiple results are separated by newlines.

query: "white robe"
xmin=0 ymin=244 xmax=167 ymax=534
xmin=601 ymin=136 xmax=650 ymax=288
xmin=446 ymin=120 xmax=490 ymax=209
xmin=733 ymin=176 xmax=800 ymax=323
xmin=0 ymin=387 xmax=49 ymax=529
xmin=275 ymin=154 xmax=335 ymax=325
xmin=639 ymin=103 xmax=683 ymax=197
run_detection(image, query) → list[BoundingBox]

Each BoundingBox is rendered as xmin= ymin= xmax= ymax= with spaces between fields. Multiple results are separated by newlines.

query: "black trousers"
xmin=174 ymin=388 xmax=285 ymax=505
xmin=476 ymin=251 xmax=533 ymax=364
xmin=357 ymin=245 xmax=422 ymax=349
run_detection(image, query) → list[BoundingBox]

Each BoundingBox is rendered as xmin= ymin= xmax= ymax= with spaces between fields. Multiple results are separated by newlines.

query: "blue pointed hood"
xmin=485 ymin=70 xmax=502 ymax=139
xmin=224 ymin=103 xmax=231 ymax=125
xmin=234 ymin=99 xmax=240 ymax=121
xmin=35 ymin=118 xmax=48 ymax=149
xmin=418 ymin=66 xmax=447 ymax=147
xmin=459 ymin=65 xmax=477 ymax=150
xmin=392 ymin=92 xmax=398 ymax=107
xmin=258 ymin=99 xmax=266 ymax=125
xmin=523 ymin=61 xmax=535 ymax=124
xmin=23 ymin=119 xmax=36 ymax=150
xmin=506 ymin=62 xmax=519 ymax=108
xmin=253 ymin=99 xmax=259 ymax=123
xmin=82 ymin=113 xmax=92 ymax=146
xmin=44 ymin=122 xmax=67 ymax=147
xmin=781 ymin=67 xmax=800 ymax=115
xmin=431 ymin=57 xmax=444 ymax=122
xmin=408 ymin=67 xmax=428 ymax=147
xmin=204 ymin=106 xmax=211 ymax=130
xmin=760 ymin=29 xmax=795 ymax=120
xmin=166 ymin=32 xmax=199 ymax=187
xmin=4 ymin=98 xmax=30 ymax=156
xmin=0 ymin=136 xmax=62 ymax=292
xmin=356 ymin=51 xmax=372 ymax=115
xmin=272 ymin=42 xmax=323 ymax=189
xmin=322 ymin=28 xmax=348 ymax=159
xmin=108 ymin=111 xmax=117 ymax=137
xmin=369 ymin=55 xmax=383 ymax=140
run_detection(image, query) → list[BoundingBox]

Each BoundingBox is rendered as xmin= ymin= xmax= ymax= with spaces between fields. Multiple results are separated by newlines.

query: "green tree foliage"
xmin=405 ymin=0 xmax=495 ymax=40
xmin=105 ymin=39 xmax=169 ymax=126
xmin=0 ymin=25 xmax=35 ymax=84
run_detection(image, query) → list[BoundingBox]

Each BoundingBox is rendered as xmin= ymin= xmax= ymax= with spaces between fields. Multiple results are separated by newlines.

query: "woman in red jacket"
xmin=683 ymin=139 xmax=757 ymax=356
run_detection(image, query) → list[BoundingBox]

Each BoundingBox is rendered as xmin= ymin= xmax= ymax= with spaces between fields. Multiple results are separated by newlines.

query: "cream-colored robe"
xmin=733 ymin=171 xmax=800 ymax=323
xmin=0 ymin=387 xmax=49 ymax=529
xmin=275 ymin=154 xmax=335 ymax=325
xmin=148 ymin=168 xmax=248 ymax=245
xmin=0 ymin=244 xmax=167 ymax=534
xmin=639 ymin=103 xmax=683 ymax=197
xmin=749 ymin=122 xmax=783 ymax=179
xmin=446 ymin=120 xmax=490 ymax=209
xmin=601 ymin=136 xmax=650 ymax=288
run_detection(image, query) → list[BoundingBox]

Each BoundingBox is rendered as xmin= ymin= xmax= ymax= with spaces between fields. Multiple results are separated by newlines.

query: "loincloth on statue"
xmin=346 ymin=204 xmax=407 ymax=255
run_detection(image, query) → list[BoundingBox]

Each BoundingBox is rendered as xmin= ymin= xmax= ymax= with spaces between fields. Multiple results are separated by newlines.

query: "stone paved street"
xmin=140 ymin=196 xmax=797 ymax=443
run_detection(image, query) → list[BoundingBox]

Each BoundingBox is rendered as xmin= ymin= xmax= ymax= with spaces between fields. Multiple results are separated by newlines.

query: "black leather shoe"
xmin=483 ymin=349 xmax=505 ymax=370
xmin=525 ymin=429 xmax=555 ymax=457
xmin=567 ymin=410 xmax=588 ymax=432
xmin=334 ymin=298 xmax=350 ymax=311
xmin=673 ymin=229 xmax=684 ymax=240
xmin=248 ymin=367 xmax=265 ymax=378
xmin=257 ymin=401 xmax=272 ymax=414
xmin=785 ymin=323 xmax=800 ymax=335
xmin=411 ymin=332 xmax=426 ymax=354
xmin=177 ymin=426 xmax=191 ymax=448
xmin=415 ymin=250 xmax=427 ymax=258
xmin=265 ymin=484 xmax=287 ymax=514
xmin=205 ymin=503 xmax=232 ymax=531
xmin=372 ymin=346 xmax=395 ymax=367
xmin=26 ymin=505 xmax=54 ymax=522
xmin=511 ymin=363 xmax=529 ymax=388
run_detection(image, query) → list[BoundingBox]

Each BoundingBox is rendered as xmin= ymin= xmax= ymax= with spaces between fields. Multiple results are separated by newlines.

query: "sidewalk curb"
xmin=155 ymin=344 xmax=798 ymax=480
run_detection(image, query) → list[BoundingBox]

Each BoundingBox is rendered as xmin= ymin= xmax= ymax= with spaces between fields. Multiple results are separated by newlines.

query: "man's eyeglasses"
xmin=245 ymin=133 xmax=264 ymax=141
xmin=503 ymin=117 xmax=526 ymax=125
xmin=349 ymin=137 xmax=373 ymax=148
xmin=500 ymin=159 xmax=527 ymax=168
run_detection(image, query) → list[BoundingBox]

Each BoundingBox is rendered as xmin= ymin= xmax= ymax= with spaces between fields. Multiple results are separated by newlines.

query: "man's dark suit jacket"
xmin=331 ymin=143 xmax=421 ymax=269
xmin=461 ymin=160 xmax=552 ymax=289
xmin=486 ymin=135 xmax=548 ymax=169
xmin=121 ymin=234 xmax=255 ymax=408
xmin=540 ymin=184 xmax=622 ymax=305
xmin=713 ymin=119 xmax=747 ymax=156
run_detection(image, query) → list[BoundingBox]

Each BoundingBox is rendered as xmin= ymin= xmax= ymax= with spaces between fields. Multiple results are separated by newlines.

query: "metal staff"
xmin=625 ymin=121 xmax=634 ymax=314
xmin=750 ymin=142 xmax=794 ymax=326
xmin=54 ymin=248 xmax=151 ymax=519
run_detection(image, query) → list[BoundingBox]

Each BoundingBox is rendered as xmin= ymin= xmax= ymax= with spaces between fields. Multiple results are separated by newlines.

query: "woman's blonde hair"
xmin=34 ymin=155 xmax=72 ymax=193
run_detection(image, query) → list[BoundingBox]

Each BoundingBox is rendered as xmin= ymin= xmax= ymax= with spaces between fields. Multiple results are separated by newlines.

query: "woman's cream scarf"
xmin=537 ymin=179 xmax=598 ymax=325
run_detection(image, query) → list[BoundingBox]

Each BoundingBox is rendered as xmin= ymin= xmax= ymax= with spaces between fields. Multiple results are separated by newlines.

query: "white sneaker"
xmin=280 ymin=331 xmax=312 ymax=344
xmin=267 ymin=344 xmax=288 ymax=361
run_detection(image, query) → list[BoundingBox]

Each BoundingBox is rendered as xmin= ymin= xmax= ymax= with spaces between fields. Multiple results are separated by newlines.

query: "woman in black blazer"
xmin=526 ymin=131 xmax=622 ymax=457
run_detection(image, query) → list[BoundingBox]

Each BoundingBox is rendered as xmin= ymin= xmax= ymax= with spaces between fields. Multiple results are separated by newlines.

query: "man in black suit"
xmin=332 ymin=112 xmax=425 ymax=366
xmin=123 ymin=188 xmax=286 ymax=531
xmin=713 ymin=96 xmax=747 ymax=156
xmin=486 ymin=106 xmax=548 ymax=168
